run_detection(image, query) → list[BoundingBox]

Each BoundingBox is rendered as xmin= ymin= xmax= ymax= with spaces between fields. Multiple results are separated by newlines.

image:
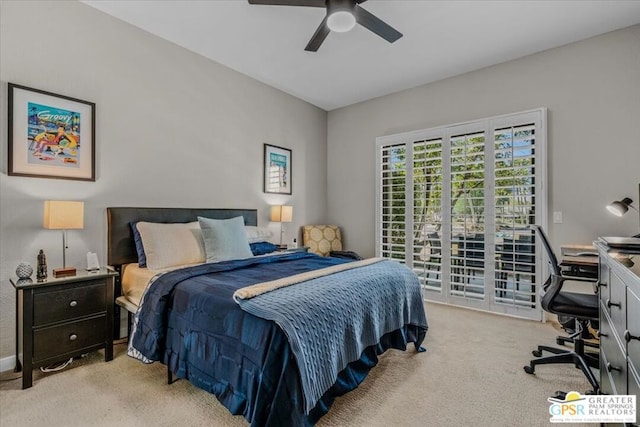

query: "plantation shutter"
xmin=494 ymin=123 xmax=537 ymax=307
xmin=379 ymin=143 xmax=407 ymax=263
xmin=412 ymin=138 xmax=444 ymax=290
xmin=449 ymin=131 xmax=486 ymax=298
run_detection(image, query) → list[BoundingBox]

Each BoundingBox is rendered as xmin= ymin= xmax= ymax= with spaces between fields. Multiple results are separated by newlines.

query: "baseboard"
xmin=0 ymin=355 xmax=17 ymax=373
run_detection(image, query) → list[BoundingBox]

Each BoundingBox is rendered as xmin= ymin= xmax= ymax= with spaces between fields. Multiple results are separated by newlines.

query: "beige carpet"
xmin=0 ymin=302 xmax=596 ymax=427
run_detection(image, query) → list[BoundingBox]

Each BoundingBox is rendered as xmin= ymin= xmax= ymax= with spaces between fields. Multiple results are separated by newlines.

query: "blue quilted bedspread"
xmin=236 ymin=259 xmax=428 ymax=413
xmin=128 ymin=252 xmax=428 ymax=426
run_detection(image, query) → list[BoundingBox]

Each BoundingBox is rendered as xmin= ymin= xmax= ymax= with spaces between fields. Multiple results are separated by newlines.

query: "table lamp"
xmin=44 ymin=200 xmax=84 ymax=277
xmin=270 ymin=205 xmax=293 ymax=248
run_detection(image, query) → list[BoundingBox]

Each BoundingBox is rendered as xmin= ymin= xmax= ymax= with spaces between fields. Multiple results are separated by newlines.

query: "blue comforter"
xmin=129 ymin=252 xmax=428 ymax=426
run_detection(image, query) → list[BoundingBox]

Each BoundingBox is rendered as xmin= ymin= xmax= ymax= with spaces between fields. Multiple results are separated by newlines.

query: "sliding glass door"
xmin=376 ymin=109 xmax=546 ymax=320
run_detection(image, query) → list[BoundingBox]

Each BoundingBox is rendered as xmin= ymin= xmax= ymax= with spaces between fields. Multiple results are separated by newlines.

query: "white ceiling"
xmin=83 ymin=1 xmax=640 ymax=111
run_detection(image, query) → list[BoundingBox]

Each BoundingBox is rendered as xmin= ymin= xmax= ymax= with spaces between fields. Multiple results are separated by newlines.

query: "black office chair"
xmin=523 ymin=225 xmax=599 ymax=393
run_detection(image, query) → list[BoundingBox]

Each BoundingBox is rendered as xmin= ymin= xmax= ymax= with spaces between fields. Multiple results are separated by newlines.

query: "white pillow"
xmin=245 ymin=226 xmax=274 ymax=243
xmin=135 ymin=221 xmax=205 ymax=270
xmin=199 ymin=216 xmax=253 ymax=263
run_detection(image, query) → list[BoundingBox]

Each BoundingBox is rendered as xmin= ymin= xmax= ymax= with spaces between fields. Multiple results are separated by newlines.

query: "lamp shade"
xmin=606 ymin=197 xmax=633 ymax=217
xmin=43 ymin=201 xmax=84 ymax=229
xmin=270 ymin=205 xmax=293 ymax=223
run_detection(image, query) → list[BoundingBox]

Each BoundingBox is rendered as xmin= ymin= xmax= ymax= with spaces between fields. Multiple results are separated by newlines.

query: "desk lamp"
xmin=607 ymin=187 xmax=640 ymax=237
xmin=270 ymin=205 xmax=292 ymax=248
xmin=606 ymin=197 xmax=637 ymax=217
xmin=44 ymin=200 xmax=84 ymax=277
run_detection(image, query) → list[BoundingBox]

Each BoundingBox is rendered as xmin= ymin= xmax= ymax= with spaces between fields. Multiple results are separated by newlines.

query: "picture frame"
xmin=263 ymin=143 xmax=292 ymax=195
xmin=8 ymin=83 xmax=95 ymax=181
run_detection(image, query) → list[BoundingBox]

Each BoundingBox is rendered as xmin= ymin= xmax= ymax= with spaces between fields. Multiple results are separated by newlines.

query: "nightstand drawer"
xmin=33 ymin=281 xmax=106 ymax=326
xmin=33 ymin=315 xmax=107 ymax=362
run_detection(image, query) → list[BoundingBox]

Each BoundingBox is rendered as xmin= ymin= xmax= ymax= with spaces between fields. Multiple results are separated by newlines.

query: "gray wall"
xmin=0 ymin=1 xmax=327 ymax=361
xmin=327 ymin=25 xmax=640 ymax=258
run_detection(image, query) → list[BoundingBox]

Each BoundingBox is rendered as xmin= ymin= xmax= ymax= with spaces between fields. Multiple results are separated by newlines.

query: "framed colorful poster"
xmin=263 ymin=144 xmax=292 ymax=194
xmin=8 ymin=83 xmax=95 ymax=181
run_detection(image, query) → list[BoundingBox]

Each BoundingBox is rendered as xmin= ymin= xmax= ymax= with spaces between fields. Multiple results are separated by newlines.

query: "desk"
xmin=560 ymin=254 xmax=598 ymax=281
xmin=561 ymin=244 xmax=597 ymax=256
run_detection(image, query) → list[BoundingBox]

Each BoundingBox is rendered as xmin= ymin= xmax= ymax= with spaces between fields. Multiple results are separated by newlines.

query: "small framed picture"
xmin=8 ymin=83 xmax=96 ymax=181
xmin=263 ymin=143 xmax=292 ymax=195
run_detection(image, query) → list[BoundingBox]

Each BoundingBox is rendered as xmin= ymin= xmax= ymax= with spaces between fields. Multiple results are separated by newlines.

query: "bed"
xmin=107 ymin=207 xmax=428 ymax=426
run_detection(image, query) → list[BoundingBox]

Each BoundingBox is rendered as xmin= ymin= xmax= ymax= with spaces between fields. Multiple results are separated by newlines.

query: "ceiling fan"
xmin=247 ymin=0 xmax=403 ymax=52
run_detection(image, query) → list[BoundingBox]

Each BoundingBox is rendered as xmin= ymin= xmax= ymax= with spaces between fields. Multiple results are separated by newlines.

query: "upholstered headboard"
xmin=107 ymin=207 xmax=258 ymax=267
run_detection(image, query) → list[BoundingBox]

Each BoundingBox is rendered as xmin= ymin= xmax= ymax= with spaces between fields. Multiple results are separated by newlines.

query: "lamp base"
xmin=53 ymin=267 xmax=76 ymax=278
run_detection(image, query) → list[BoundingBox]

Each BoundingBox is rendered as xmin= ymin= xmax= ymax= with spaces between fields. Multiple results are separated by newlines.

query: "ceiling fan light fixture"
xmin=327 ymin=11 xmax=356 ymax=32
xmin=326 ymin=0 xmax=356 ymax=33
xmin=248 ymin=0 xmax=402 ymax=52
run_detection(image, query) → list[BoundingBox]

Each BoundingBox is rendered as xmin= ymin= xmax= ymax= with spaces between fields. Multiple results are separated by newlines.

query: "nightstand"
xmin=276 ymin=246 xmax=309 ymax=253
xmin=11 ymin=268 xmax=118 ymax=389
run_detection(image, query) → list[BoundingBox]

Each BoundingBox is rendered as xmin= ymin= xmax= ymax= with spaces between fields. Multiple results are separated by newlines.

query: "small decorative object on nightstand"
xmin=15 ymin=262 xmax=33 ymax=279
xmin=288 ymin=237 xmax=298 ymax=249
xmin=36 ymin=250 xmax=47 ymax=281
xmin=11 ymin=268 xmax=118 ymax=389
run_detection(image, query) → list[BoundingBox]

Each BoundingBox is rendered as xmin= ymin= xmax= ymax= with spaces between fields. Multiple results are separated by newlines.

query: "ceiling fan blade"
xmin=305 ymin=17 xmax=330 ymax=52
xmin=354 ymin=5 xmax=402 ymax=43
xmin=248 ymin=0 xmax=326 ymax=7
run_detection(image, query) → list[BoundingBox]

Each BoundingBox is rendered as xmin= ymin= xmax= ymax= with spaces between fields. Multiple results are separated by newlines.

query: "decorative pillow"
xmin=198 ymin=216 xmax=253 ymax=263
xmin=245 ymin=226 xmax=274 ymax=244
xmin=250 ymin=241 xmax=278 ymax=256
xmin=302 ymin=225 xmax=343 ymax=257
xmin=135 ymin=221 xmax=205 ymax=270
xmin=130 ymin=222 xmax=147 ymax=268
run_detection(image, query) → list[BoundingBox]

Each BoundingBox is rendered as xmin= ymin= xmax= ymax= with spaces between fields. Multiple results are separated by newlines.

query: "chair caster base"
xmin=532 ymin=350 xmax=543 ymax=357
xmin=524 ymin=365 xmax=535 ymax=375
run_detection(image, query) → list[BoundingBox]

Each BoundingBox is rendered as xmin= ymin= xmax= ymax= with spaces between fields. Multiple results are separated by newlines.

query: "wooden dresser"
xmin=595 ymin=240 xmax=640 ymax=406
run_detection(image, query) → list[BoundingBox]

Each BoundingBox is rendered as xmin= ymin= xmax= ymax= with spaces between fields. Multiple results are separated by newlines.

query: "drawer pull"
xmin=597 ymin=282 xmax=608 ymax=287
xmin=69 ymin=300 xmax=78 ymax=307
xmin=606 ymin=299 xmax=621 ymax=309
xmin=606 ymin=362 xmax=621 ymax=373
xmin=69 ymin=334 xmax=78 ymax=341
xmin=624 ymin=330 xmax=640 ymax=342
xmin=598 ymin=331 xmax=608 ymax=338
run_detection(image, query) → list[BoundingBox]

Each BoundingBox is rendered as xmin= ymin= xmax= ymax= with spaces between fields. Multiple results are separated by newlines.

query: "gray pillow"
xmin=198 ymin=216 xmax=253 ymax=263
